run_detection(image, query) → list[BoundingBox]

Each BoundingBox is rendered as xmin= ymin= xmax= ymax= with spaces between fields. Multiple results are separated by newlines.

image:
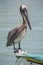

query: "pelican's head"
xmin=20 ymin=5 xmax=32 ymax=30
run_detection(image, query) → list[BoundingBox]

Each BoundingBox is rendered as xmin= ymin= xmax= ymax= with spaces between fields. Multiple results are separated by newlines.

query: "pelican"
xmin=6 ymin=5 xmax=32 ymax=52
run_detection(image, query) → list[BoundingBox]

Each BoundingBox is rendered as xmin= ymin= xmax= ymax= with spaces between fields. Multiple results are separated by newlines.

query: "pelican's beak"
xmin=26 ymin=14 xmax=32 ymax=30
xmin=24 ymin=10 xmax=32 ymax=30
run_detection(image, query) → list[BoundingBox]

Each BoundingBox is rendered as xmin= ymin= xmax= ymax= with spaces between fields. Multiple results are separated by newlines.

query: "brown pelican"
xmin=6 ymin=5 xmax=32 ymax=52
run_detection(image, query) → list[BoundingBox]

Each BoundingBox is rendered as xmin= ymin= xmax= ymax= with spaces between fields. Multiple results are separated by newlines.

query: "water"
xmin=0 ymin=0 xmax=43 ymax=65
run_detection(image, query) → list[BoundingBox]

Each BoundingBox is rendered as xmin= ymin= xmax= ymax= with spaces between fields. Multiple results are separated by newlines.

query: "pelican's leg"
xmin=19 ymin=42 xmax=21 ymax=49
xmin=13 ymin=42 xmax=18 ymax=53
xmin=19 ymin=42 xmax=26 ymax=52
xmin=13 ymin=42 xmax=15 ymax=50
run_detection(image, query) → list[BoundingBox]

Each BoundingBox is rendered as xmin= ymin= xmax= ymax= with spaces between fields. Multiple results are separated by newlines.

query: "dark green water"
xmin=0 ymin=0 xmax=43 ymax=65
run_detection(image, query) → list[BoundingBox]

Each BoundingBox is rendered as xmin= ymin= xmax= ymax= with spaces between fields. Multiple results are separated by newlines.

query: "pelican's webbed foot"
xmin=14 ymin=48 xmax=19 ymax=53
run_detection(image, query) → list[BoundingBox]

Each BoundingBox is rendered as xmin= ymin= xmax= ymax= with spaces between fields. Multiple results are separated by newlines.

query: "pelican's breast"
xmin=14 ymin=28 xmax=27 ymax=43
xmin=21 ymin=28 xmax=27 ymax=37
